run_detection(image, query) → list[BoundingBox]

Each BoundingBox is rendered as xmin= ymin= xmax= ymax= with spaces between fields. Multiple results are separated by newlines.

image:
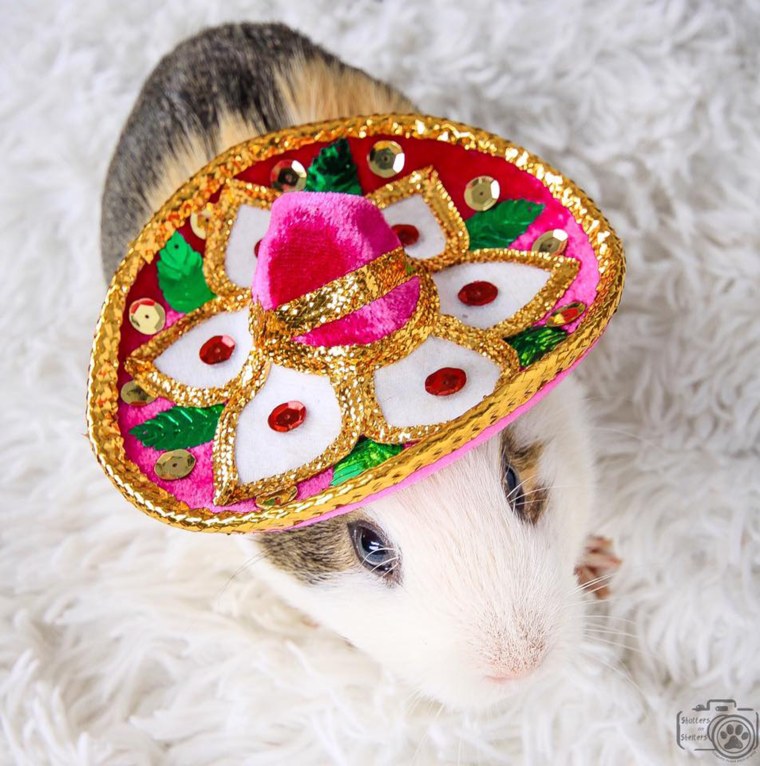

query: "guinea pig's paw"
xmin=574 ymin=535 xmax=622 ymax=600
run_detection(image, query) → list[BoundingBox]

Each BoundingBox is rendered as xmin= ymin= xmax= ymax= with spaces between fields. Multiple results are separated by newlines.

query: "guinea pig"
xmin=102 ymin=22 xmax=619 ymax=710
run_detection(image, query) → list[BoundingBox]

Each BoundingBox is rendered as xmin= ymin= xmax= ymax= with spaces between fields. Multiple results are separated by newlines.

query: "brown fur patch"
xmin=257 ymin=511 xmax=360 ymax=584
xmin=276 ymin=55 xmax=416 ymax=124
xmin=500 ymin=430 xmax=548 ymax=524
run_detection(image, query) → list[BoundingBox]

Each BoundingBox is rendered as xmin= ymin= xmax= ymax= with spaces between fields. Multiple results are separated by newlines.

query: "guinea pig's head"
xmin=248 ymin=378 xmax=594 ymax=709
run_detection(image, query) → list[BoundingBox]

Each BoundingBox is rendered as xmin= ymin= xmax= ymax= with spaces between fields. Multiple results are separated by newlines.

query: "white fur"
xmin=2 ymin=2 xmax=759 ymax=764
xmin=249 ymin=379 xmax=594 ymax=710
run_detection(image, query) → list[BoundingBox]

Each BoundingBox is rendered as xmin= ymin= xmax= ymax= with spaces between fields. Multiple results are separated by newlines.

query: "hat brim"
xmin=87 ymin=114 xmax=624 ymax=532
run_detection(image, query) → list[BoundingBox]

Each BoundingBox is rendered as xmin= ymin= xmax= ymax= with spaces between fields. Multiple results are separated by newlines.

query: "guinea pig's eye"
xmin=348 ymin=521 xmax=399 ymax=582
xmin=504 ymin=464 xmax=526 ymax=516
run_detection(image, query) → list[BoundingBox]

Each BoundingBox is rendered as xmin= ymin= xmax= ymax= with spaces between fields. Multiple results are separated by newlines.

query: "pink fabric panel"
xmin=295 ymin=277 xmax=420 ymax=347
xmin=253 ymin=192 xmax=401 ymax=309
xmin=120 ymin=396 xmax=336 ymax=513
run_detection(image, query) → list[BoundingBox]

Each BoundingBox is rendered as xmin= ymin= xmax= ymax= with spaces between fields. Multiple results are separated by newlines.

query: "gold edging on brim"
xmin=87 ymin=113 xmax=625 ymax=533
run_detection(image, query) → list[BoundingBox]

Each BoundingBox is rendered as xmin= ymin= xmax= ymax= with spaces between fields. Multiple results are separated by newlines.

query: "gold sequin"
xmin=270 ymin=159 xmax=307 ymax=192
xmin=546 ymin=301 xmax=586 ymax=327
xmin=120 ymin=380 xmax=155 ymax=406
xmin=464 ymin=176 xmax=500 ymax=211
xmin=128 ymin=298 xmax=166 ymax=335
xmin=87 ymin=114 xmax=625 ymax=533
xmin=255 ymin=485 xmax=298 ymax=510
xmin=189 ymin=208 xmax=212 ymax=240
xmin=532 ymin=229 xmax=569 ymax=255
xmin=155 ymin=449 xmax=196 ymax=480
xmin=367 ymin=140 xmax=405 ymax=177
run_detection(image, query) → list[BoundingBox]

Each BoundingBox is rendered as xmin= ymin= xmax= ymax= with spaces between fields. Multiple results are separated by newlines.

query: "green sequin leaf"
xmin=506 ymin=325 xmax=567 ymax=367
xmin=157 ymin=232 xmax=216 ymax=313
xmin=130 ymin=404 xmax=224 ymax=451
xmin=304 ymin=138 xmax=363 ymax=195
xmin=466 ymin=200 xmax=544 ymax=249
xmin=330 ymin=438 xmax=404 ymax=486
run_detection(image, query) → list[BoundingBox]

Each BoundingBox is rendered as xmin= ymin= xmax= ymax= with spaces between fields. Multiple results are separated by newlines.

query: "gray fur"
xmin=101 ymin=22 xmax=409 ymax=278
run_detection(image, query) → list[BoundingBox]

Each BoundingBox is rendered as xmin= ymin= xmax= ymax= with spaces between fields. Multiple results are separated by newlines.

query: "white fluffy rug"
xmin=2 ymin=1 xmax=759 ymax=763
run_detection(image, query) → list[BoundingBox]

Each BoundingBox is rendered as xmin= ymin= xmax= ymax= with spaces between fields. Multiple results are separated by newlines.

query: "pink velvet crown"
xmin=87 ymin=114 xmax=625 ymax=533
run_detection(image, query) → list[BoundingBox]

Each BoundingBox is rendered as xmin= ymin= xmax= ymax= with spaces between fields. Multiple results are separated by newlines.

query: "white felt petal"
xmin=235 ymin=365 xmax=343 ymax=483
xmin=381 ymin=195 xmax=446 ymax=260
xmin=225 ymin=205 xmax=270 ymax=287
xmin=154 ymin=311 xmax=252 ymax=388
xmin=374 ymin=337 xmax=501 ymax=427
xmin=433 ymin=262 xmax=551 ymax=329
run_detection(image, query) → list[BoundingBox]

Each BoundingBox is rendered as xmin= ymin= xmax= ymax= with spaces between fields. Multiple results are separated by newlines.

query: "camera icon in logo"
xmin=678 ymin=699 xmax=759 ymax=761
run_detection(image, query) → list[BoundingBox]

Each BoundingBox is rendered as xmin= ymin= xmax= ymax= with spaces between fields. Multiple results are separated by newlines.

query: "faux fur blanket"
xmin=2 ymin=1 xmax=758 ymax=763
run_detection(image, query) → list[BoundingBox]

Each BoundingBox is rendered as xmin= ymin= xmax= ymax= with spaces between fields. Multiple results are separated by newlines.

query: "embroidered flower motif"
xmin=124 ymin=144 xmax=579 ymax=507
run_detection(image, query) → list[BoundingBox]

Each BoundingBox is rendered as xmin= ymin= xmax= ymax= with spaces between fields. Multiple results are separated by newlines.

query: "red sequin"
xmin=549 ymin=302 xmax=584 ymax=325
xmin=392 ymin=223 xmax=420 ymax=246
xmin=424 ymin=367 xmax=467 ymax=396
xmin=268 ymin=401 xmax=307 ymax=432
xmin=199 ymin=335 xmax=236 ymax=365
xmin=457 ymin=281 xmax=499 ymax=306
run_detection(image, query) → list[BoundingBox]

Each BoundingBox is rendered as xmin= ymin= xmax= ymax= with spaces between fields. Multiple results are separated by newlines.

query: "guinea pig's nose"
xmin=483 ymin=640 xmax=547 ymax=682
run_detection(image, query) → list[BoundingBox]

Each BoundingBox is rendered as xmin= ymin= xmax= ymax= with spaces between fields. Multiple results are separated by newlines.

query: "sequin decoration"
xmin=464 ymin=176 xmax=500 ymax=211
xmin=155 ymin=449 xmax=196 ymax=480
xmin=120 ymin=380 xmax=155 ymax=406
xmin=256 ymin=485 xmax=298 ymax=509
xmin=270 ymin=159 xmax=307 ymax=192
xmin=368 ymin=140 xmax=405 ymax=178
xmin=532 ymin=229 xmax=569 ymax=255
xmin=128 ymin=298 xmax=166 ymax=335
xmin=466 ymin=201 xmax=544 ymax=249
xmin=505 ymin=326 xmax=568 ymax=367
xmin=268 ymin=401 xmax=307 ymax=432
xmin=130 ymin=404 xmax=224 ymax=450
xmin=331 ymin=438 xmax=404 ymax=486
xmin=392 ymin=223 xmax=420 ymax=246
xmin=86 ymin=114 xmax=625 ymax=535
xmin=304 ymin=138 xmax=362 ymax=195
xmin=547 ymin=302 xmax=586 ymax=327
xmin=424 ymin=367 xmax=467 ymax=396
xmin=457 ymin=280 xmax=499 ymax=306
xmin=199 ymin=335 xmax=236 ymax=365
xmin=190 ymin=209 xmax=212 ymax=240
xmin=157 ymin=232 xmax=215 ymax=313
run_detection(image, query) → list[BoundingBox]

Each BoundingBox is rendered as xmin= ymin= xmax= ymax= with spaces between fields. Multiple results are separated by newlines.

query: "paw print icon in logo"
xmin=709 ymin=714 xmax=757 ymax=760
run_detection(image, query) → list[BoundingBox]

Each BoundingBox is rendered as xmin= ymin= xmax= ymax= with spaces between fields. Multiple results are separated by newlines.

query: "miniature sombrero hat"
xmin=87 ymin=114 xmax=624 ymax=532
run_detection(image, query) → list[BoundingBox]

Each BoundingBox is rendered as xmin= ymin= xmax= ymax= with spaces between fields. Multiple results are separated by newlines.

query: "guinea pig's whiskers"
xmin=583 ymin=633 xmax=653 ymax=659
xmin=584 ymin=626 xmax=643 ymax=643
xmin=214 ymin=551 xmax=269 ymax=602
xmin=579 ymin=648 xmax=649 ymax=703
